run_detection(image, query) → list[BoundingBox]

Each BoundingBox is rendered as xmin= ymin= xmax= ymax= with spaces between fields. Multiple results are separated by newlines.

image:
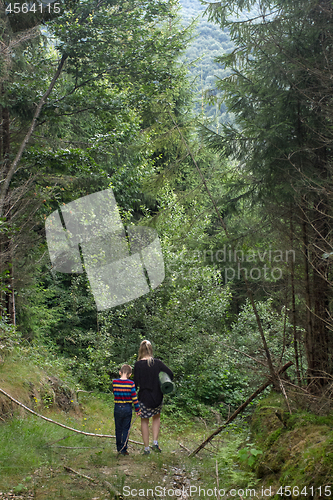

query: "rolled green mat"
xmin=159 ymin=371 xmax=175 ymax=395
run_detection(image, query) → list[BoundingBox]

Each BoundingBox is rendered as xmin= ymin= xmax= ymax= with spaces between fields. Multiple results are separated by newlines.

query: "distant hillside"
xmin=179 ymin=0 xmax=234 ymax=125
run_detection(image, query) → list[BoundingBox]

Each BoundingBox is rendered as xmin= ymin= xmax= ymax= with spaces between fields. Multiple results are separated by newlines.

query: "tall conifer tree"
xmin=201 ymin=0 xmax=333 ymax=387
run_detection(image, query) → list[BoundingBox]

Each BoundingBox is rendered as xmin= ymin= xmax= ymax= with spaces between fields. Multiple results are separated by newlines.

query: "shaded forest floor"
xmin=1 ymin=355 xmax=333 ymax=499
xmin=0 ymin=355 xmax=253 ymax=499
xmin=2 ymin=399 xmax=333 ymax=500
xmin=0 ymin=434 xmax=203 ymax=500
xmin=0 ymin=401 xmax=253 ymax=500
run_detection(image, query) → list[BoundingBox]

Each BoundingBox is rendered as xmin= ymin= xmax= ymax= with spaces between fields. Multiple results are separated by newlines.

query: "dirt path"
xmin=1 ymin=442 xmax=197 ymax=500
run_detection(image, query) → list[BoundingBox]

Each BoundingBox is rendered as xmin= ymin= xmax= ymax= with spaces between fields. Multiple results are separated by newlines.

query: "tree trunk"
xmin=310 ymin=199 xmax=331 ymax=387
xmin=290 ymin=215 xmax=301 ymax=386
xmin=302 ymin=195 xmax=332 ymax=389
xmin=0 ymin=85 xmax=14 ymax=322
xmin=302 ymin=218 xmax=313 ymax=379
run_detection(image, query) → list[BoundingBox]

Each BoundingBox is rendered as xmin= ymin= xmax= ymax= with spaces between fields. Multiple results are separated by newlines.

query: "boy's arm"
xmin=131 ymin=383 xmax=141 ymax=414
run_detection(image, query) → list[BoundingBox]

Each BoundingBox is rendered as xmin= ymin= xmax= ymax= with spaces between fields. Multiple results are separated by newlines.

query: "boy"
xmin=112 ymin=364 xmax=141 ymax=455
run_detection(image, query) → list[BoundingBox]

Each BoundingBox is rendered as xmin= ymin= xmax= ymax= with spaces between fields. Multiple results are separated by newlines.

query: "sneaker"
xmin=143 ymin=449 xmax=150 ymax=455
xmin=151 ymin=444 xmax=162 ymax=452
xmin=121 ymin=450 xmax=129 ymax=456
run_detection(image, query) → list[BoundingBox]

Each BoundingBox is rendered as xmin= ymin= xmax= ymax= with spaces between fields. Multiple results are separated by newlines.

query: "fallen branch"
xmin=51 ymin=446 xmax=103 ymax=449
xmin=190 ymin=361 xmax=293 ymax=456
xmin=64 ymin=466 xmax=95 ymax=482
xmin=64 ymin=466 xmax=121 ymax=496
xmin=179 ymin=442 xmax=191 ymax=453
xmin=278 ymin=377 xmax=292 ymax=414
xmin=46 ymin=435 xmax=72 ymax=446
xmin=0 ymin=386 xmax=143 ymax=445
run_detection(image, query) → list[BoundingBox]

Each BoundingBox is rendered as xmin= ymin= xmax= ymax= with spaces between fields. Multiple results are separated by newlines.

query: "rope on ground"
xmin=0 ymin=386 xmax=143 ymax=445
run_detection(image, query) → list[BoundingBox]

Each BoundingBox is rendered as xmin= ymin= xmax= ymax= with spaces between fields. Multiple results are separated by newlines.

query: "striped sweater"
xmin=112 ymin=378 xmax=140 ymax=413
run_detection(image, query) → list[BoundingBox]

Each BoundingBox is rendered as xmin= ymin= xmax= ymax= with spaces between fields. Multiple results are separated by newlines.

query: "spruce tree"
xmin=201 ymin=0 xmax=333 ymax=388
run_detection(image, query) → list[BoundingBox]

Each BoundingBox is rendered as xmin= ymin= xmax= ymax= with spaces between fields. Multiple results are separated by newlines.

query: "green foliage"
xmin=200 ymin=0 xmax=333 ymax=382
xmin=4 ymin=0 xmax=321 ymax=424
xmin=173 ymin=364 xmax=248 ymax=416
xmin=238 ymin=445 xmax=263 ymax=467
xmin=229 ymin=299 xmax=295 ymax=371
xmin=71 ymin=341 xmax=118 ymax=391
xmin=3 ymin=0 xmax=194 ymax=319
xmin=215 ymin=431 xmax=258 ymax=488
xmin=0 ymin=315 xmax=21 ymax=356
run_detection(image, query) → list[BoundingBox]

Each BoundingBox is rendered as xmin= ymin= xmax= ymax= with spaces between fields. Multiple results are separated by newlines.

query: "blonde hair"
xmin=138 ymin=340 xmax=154 ymax=366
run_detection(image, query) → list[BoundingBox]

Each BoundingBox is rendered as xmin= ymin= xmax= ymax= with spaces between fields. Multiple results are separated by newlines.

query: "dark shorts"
xmin=139 ymin=400 xmax=163 ymax=418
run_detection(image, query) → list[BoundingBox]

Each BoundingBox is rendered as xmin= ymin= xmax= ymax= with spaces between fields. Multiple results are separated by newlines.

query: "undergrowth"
xmin=2 ymin=324 xmax=333 ymax=499
xmin=251 ymin=392 xmax=333 ymax=498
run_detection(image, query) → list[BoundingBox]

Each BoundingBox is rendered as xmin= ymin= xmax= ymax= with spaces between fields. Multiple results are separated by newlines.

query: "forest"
xmin=180 ymin=0 xmax=235 ymax=124
xmin=1 ymin=0 xmax=333 ymax=498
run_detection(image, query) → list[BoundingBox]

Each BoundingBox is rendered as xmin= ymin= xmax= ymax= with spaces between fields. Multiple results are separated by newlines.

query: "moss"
xmin=250 ymin=393 xmax=286 ymax=446
xmin=251 ymin=393 xmax=333 ymax=495
xmin=265 ymin=428 xmax=282 ymax=447
xmin=288 ymin=411 xmax=333 ymax=429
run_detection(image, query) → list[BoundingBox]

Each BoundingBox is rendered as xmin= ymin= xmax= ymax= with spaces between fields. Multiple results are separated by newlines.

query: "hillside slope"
xmin=179 ymin=0 xmax=234 ymax=124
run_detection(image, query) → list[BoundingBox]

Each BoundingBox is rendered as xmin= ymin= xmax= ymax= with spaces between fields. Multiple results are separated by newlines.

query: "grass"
xmin=0 ymin=387 xmax=256 ymax=499
xmin=2 ymin=349 xmax=333 ymax=499
xmin=2 ymin=393 xmax=333 ymax=500
xmin=0 ymin=339 xmax=259 ymax=498
xmin=0 ymin=417 xmax=60 ymax=487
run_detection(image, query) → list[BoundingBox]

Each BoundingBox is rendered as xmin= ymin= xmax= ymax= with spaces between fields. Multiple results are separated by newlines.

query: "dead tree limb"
xmin=0 ymin=386 xmax=143 ymax=445
xmin=190 ymin=361 xmax=293 ymax=456
xmin=64 ymin=466 xmax=121 ymax=496
xmin=179 ymin=442 xmax=191 ymax=453
xmin=64 ymin=466 xmax=95 ymax=482
xmin=218 ymin=341 xmax=267 ymax=367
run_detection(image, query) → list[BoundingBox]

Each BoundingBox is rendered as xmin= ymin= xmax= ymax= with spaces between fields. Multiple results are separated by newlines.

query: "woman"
xmin=134 ymin=340 xmax=173 ymax=454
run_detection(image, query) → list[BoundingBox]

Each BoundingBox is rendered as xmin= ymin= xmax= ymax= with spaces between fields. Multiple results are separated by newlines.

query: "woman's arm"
xmin=158 ymin=360 xmax=174 ymax=380
xmin=133 ymin=362 xmax=140 ymax=389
